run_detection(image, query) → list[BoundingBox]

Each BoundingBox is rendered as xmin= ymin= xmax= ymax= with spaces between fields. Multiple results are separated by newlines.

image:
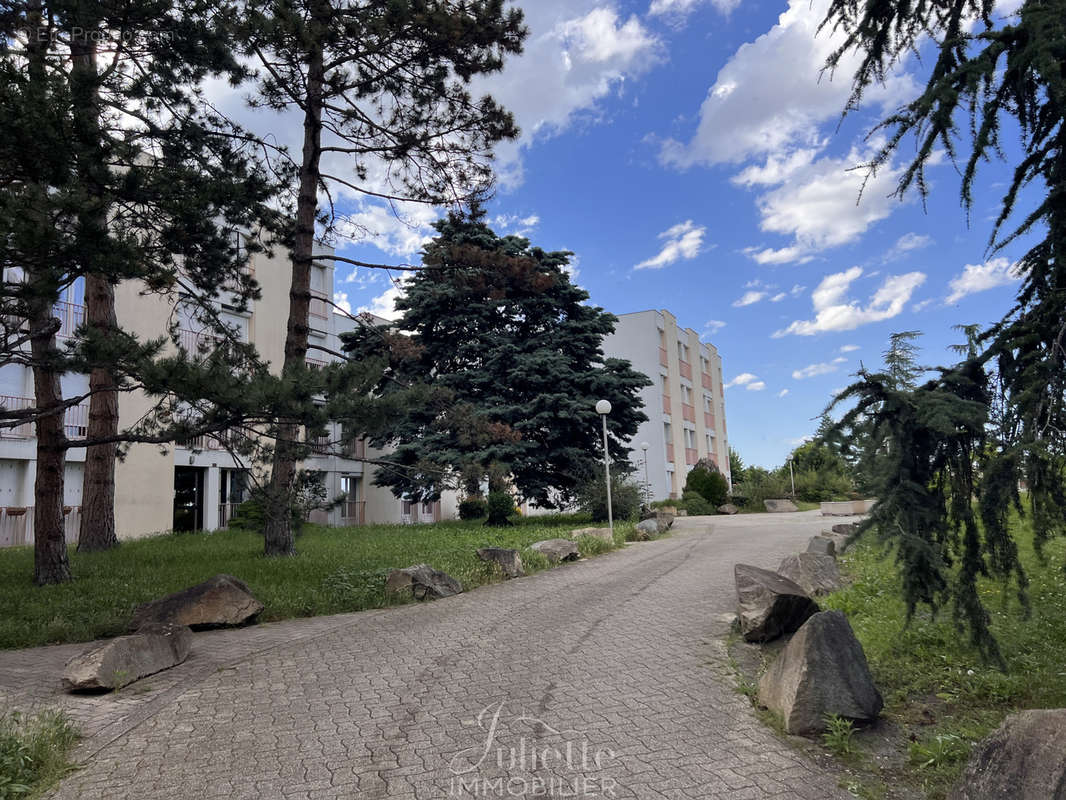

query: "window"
xmin=662 ymin=375 xmax=670 ymax=393
xmin=664 ymin=421 xmax=672 ymax=441
xmin=684 ymin=428 xmax=696 ymax=449
xmin=677 ymin=341 xmax=688 ymax=362
xmin=704 ymin=394 xmax=713 ymax=412
xmin=707 ymin=433 xmax=715 ymax=451
xmin=682 ymin=385 xmax=692 ymax=403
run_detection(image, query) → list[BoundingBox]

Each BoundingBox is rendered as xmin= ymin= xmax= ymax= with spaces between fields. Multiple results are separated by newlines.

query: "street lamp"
xmin=640 ymin=441 xmax=650 ymax=504
xmin=596 ymin=399 xmax=613 ymax=535
xmin=788 ymin=457 xmax=796 ymax=499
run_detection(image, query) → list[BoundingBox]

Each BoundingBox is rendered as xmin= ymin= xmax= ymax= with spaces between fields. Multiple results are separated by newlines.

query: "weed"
xmin=822 ymin=714 xmax=855 ymax=756
xmin=0 ymin=710 xmax=78 ymax=800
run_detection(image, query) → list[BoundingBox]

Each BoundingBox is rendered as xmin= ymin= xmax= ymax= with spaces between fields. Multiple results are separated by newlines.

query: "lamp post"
xmin=596 ymin=399 xmax=613 ymax=536
xmin=641 ymin=441 xmax=650 ymax=504
xmin=788 ymin=457 xmax=796 ymax=499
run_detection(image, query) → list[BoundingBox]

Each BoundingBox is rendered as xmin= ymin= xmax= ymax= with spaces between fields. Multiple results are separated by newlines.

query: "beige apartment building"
xmin=601 ymin=309 xmax=730 ymax=501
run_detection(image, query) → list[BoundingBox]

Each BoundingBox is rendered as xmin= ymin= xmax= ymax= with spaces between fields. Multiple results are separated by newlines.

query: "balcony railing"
xmin=309 ymin=290 xmax=330 ymax=320
xmin=54 ymin=300 xmax=85 ymax=339
xmin=665 ymin=443 xmax=675 ymax=464
xmin=305 ymin=356 xmax=327 ymax=370
xmin=343 ymin=438 xmax=366 ymax=459
xmin=0 ymin=505 xmax=80 ymax=547
xmin=701 ymin=372 xmax=713 ymax=390
xmin=658 ymin=347 xmax=668 ymax=367
xmin=341 ymin=500 xmax=366 ymax=525
xmin=219 ymin=502 xmax=239 ymax=528
xmin=685 ymin=448 xmax=698 ymax=465
xmin=177 ymin=328 xmax=222 ymax=354
xmin=662 ymin=394 xmax=671 ymax=415
xmin=0 ymin=396 xmax=87 ymax=440
xmin=678 ymin=359 xmax=692 ymax=380
xmin=682 ymin=403 xmax=695 ymax=423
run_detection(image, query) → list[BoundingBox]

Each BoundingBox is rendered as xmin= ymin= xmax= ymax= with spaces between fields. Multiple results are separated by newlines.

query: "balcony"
xmin=54 ymin=300 xmax=85 ymax=340
xmin=177 ymin=328 xmax=222 ymax=354
xmin=665 ymin=443 xmax=675 ymax=464
xmin=341 ymin=500 xmax=366 ymax=525
xmin=701 ymin=372 xmax=713 ymax=390
xmin=343 ymin=438 xmax=366 ymax=460
xmin=309 ymin=290 xmax=330 ymax=321
xmin=305 ymin=356 xmax=327 ymax=370
xmin=662 ymin=394 xmax=672 ymax=415
xmin=0 ymin=396 xmax=87 ymax=440
xmin=0 ymin=505 xmax=81 ymax=547
xmin=678 ymin=359 xmax=692 ymax=381
xmin=682 ymin=403 xmax=695 ymax=423
xmin=180 ymin=430 xmax=235 ymax=451
xmin=658 ymin=347 xmax=668 ymax=367
xmin=685 ymin=448 xmax=698 ymax=465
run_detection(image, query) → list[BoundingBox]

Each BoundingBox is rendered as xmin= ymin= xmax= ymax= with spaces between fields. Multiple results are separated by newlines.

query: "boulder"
xmin=63 ymin=624 xmax=192 ymax=692
xmin=530 ymin=538 xmax=580 ymax=563
xmin=806 ymin=536 xmax=836 ymax=557
xmin=758 ymin=611 xmax=883 ymax=734
xmin=831 ymin=522 xmax=860 ymax=536
xmin=656 ymin=510 xmax=675 ymax=531
xmin=634 ymin=519 xmax=659 ymax=540
xmin=777 ymin=553 xmax=843 ymax=597
xmin=385 ymin=564 xmax=463 ymax=600
xmin=949 ymin=709 xmax=1066 ymax=800
xmin=571 ymin=527 xmax=614 ymax=544
xmin=764 ymin=499 xmax=799 ymax=513
xmin=734 ymin=564 xmax=819 ymax=643
xmin=129 ymin=574 xmax=263 ymax=631
xmin=821 ymin=532 xmax=851 ymax=553
xmin=717 ymin=503 xmax=739 ymax=515
xmin=820 ymin=501 xmax=855 ymax=516
xmin=476 ymin=547 xmax=524 ymax=578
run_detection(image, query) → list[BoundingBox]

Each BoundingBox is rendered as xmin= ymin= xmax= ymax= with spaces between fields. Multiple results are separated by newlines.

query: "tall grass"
xmin=0 ymin=711 xmax=78 ymax=799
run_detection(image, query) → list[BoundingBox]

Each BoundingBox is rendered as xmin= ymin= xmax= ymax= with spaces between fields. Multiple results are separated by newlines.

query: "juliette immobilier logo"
xmin=447 ymin=701 xmax=619 ymax=797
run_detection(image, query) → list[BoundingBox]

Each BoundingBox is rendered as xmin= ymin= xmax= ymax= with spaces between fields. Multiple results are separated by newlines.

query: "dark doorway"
xmin=174 ymin=466 xmax=205 ymax=531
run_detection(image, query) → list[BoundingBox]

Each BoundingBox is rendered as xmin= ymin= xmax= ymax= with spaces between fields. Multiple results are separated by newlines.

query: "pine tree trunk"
xmin=69 ymin=35 xmax=119 ymax=553
xmin=30 ymin=301 xmax=71 ymax=585
xmin=263 ymin=33 xmax=325 ymax=557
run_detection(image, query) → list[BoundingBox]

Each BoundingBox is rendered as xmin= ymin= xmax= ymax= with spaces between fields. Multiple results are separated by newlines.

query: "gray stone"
xmin=949 ymin=709 xmax=1066 ymax=800
xmin=717 ymin=503 xmax=739 ymax=515
xmin=764 ymin=498 xmax=799 ymax=513
xmin=129 ymin=574 xmax=263 ymax=631
xmin=476 ymin=548 xmax=524 ymax=578
xmin=530 ymin=538 xmax=579 ymax=563
xmin=758 ymin=611 xmax=883 ymax=734
xmin=634 ymin=519 xmax=659 ymax=540
xmin=831 ymin=522 xmax=860 ymax=536
xmin=656 ymin=510 xmax=675 ymax=531
xmin=571 ymin=527 xmax=613 ymax=544
xmin=821 ymin=532 xmax=851 ymax=553
xmin=385 ymin=564 xmax=463 ymax=600
xmin=63 ymin=624 xmax=192 ymax=692
xmin=777 ymin=553 xmax=843 ymax=597
xmin=819 ymin=501 xmax=855 ymax=516
xmin=806 ymin=536 xmax=836 ymax=557
xmin=734 ymin=564 xmax=819 ymax=643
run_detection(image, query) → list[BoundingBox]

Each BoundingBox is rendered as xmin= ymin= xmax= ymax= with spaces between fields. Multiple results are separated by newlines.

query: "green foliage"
xmin=728 ymin=447 xmax=746 ymax=484
xmin=0 ymin=519 xmax=634 ymax=649
xmin=791 ymin=468 xmax=854 ymax=503
xmin=484 ymin=491 xmax=516 ymax=527
xmin=908 ymin=733 xmax=969 ymax=771
xmin=0 ymin=711 xmax=78 ymax=800
xmin=227 ymin=471 xmax=326 ymax=536
xmin=458 ymin=497 xmax=487 ymax=521
xmin=343 ymin=209 xmax=650 ymax=508
xmin=684 ymin=461 xmax=729 ymax=506
xmin=731 ymin=468 xmax=790 ymax=509
xmin=679 ymin=490 xmax=715 ymax=516
xmin=578 ymin=475 xmax=642 ymax=523
xmin=821 ymin=715 xmax=855 ymax=757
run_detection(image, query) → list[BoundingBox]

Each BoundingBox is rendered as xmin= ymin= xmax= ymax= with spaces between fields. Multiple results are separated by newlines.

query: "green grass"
xmin=0 ymin=710 xmax=79 ymax=799
xmin=822 ymin=518 xmax=1066 ymax=798
xmin=0 ymin=515 xmax=633 ymax=651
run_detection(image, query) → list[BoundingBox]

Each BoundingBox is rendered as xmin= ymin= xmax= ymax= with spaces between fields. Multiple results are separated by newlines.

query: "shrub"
xmin=792 ymin=469 xmax=853 ymax=502
xmin=458 ymin=496 xmax=487 ymax=520
xmin=684 ymin=463 xmax=729 ymax=507
xmin=680 ymin=490 xmax=715 ymax=516
xmin=227 ymin=472 xmax=326 ymax=535
xmin=485 ymin=491 xmax=516 ymax=526
xmin=578 ymin=475 xmax=641 ymax=523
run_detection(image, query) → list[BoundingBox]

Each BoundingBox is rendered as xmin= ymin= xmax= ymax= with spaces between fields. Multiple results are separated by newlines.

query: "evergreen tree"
xmin=241 ymin=0 xmax=527 ymax=556
xmin=343 ymin=210 xmax=651 ymax=508
xmin=728 ymin=446 xmax=746 ymax=485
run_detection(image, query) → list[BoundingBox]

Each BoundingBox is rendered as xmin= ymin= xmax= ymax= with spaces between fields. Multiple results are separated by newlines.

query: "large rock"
xmin=831 ymin=522 xmax=860 ymax=536
xmin=758 ymin=611 xmax=883 ymax=734
xmin=949 ymin=709 xmax=1066 ymax=800
xmin=764 ymin=498 xmax=799 ymax=513
xmin=530 ymin=539 xmax=579 ymax=563
xmin=820 ymin=501 xmax=855 ymax=516
xmin=476 ymin=547 xmax=524 ymax=578
xmin=63 ymin=624 xmax=192 ymax=692
xmin=777 ymin=553 xmax=843 ymax=597
xmin=655 ymin=510 xmax=675 ymax=531
xmin=807 ymin=536 xmax=836 ymax=557
xmin=734 ymin=564 xmax=819 ymax=643
xmin=129 ymin=574 xmax=263 ymax=631
xmin=634 ymin=519 xmax=659 ymax=540
xmin=386 ymin=564 xmax=463 ymax=600
xmin=572 ymin=527 xmax=613 ymax=544
xmin=717 ymin=503 xmax=739 ymax=515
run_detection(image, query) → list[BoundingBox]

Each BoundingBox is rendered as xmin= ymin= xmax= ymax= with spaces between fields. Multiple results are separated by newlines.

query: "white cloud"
xmin=777 ymin=388 xmax=790 ymax=398
xmin=357 ymin=283 xmax=405 ymax=321
xmin=725 ymin=372 xmax=759 ymax=388
xmin=791 ymin=284 xmax=806 ymax=296
xmin=494 ymin=213 xmax=541 ymax=237
xmin=886 ymin=232 xmax=933 ymax=260
xmin=792 ymin=362 xmax=838 ymax=379
xmin=648 ymin=0 xmax=740 ymax=19
xmin=946 ymin=257 xmax=1022 ymax=303
xmin=839 ymin=344 xmax=860 ymax=352
xmin=732 ymin=290 xmax=766 ymax=307
xmin=746 ymin=381 xmax=766 ymax=391
xmin=787 ymin=435 xmax=814 ymax=446
xmin=832 ymin=356 xmax=847 ymax=363
xmin=333 ymin=291 xmax=352 ymax=314
xmin=635 ymin=220 xmax=707 ymax=269
xmin=703 ymin=319 xmax=727 ymax=334
xmin=770 ymin=292 xmax=787 ymax=302
xmin=775 ymin=267 xmax=927 ymax=337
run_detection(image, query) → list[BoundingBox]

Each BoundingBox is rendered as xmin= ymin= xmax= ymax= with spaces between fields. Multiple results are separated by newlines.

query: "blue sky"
xmin=213 ymin=0 xmax=1033 ymax=469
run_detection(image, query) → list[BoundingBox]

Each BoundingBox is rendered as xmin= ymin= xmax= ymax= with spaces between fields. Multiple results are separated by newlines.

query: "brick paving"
xmin=1 ymin=511 xmax=855 ymax=799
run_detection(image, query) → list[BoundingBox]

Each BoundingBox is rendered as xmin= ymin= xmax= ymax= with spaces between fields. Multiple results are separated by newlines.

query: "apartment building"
xmin=0 ymin=236 xmax=453 ymax=548
xmin=601 ymin=309 xmax=730 ymax=501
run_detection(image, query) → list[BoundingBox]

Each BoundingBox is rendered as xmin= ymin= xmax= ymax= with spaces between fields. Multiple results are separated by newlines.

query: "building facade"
xmin=601 ymin=309 xmax=730 ymax=501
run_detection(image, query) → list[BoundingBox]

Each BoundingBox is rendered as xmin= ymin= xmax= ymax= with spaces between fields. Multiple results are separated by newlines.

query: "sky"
xmin=211 ymin=0 xmax=1034 ymax=469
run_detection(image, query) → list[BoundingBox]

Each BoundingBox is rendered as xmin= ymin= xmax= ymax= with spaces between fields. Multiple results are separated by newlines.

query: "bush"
xmin=733 ymin=468 xmax=791 ymax=510
xmin=578 ymin=475 xmax=642 ymax=523
xmin=680 ymin=490 xmax=715 ymax=516
xmin=458 ymin=496 xmax=487 ymax=520
xmin=485 ymin=491 xmax=516 ymax=526
xmin=684 ymin=462 xmax=729 ymax=507
xmin=226 ymin=472 xmax=327 ymax=535
xmin=792 ymin=468 xmax=853 ymax=502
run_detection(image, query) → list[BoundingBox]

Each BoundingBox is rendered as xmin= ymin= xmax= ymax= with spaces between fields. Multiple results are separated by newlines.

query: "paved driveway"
xmin=3 ymin=511 xmax=854 ymax=799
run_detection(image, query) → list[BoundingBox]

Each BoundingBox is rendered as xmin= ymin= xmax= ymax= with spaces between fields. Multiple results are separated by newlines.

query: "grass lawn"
xmin=819 ymin=517 xmax=1066 ymax=799
xmin=0 ymin=515 xmax=634 ymax=651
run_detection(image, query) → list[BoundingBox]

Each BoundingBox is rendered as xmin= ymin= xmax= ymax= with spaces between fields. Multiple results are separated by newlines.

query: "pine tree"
xmin=241 ymin=0 xmax=527 ymax=556
xmin=343 ymin=210 xmax=651 ymax=508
